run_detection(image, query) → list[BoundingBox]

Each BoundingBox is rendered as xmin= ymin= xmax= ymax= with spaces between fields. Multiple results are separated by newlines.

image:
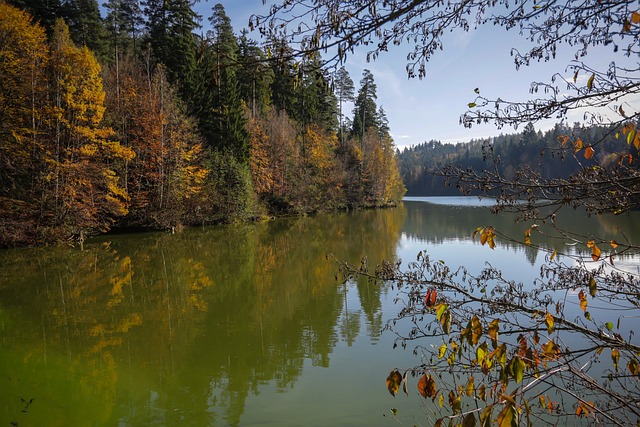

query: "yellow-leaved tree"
xmin=43 ymin=19 xmax=134 ymax=242
xmin=0 ymin=3 xmax=49 ymax=245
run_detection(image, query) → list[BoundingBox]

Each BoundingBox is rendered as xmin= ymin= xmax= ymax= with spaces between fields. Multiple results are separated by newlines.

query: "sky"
xmin=195 ymin=1 xmax=622 ymax=150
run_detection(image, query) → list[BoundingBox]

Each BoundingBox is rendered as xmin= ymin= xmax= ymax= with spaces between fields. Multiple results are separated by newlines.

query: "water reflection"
xmin=0 ymin=208 xmax=405 ymax=426
xmin=2 ymin=199 xmax=638 ymax=426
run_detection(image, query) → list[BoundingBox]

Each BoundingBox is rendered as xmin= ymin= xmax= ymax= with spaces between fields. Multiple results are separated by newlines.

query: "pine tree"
xmin=62 ymin=0 xmax=108 ymax=60
xmin=351 ymin=69 xmax=378 ymax=142
xmin=205 ymin=3 xmax=246 ymax=160
xmin=237 ymin=29 xmax=272 ymax=117
xmin=104 ymin=0 xmax=143 ymax=58
xmin=143 ymin=0 xmax=199 ymax=97
xmin=334 ymin=66 xmax=354 ymax=146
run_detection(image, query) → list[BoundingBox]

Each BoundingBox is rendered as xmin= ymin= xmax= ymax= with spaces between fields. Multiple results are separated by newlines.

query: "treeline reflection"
xmin=0 ymin=207 xmax=405 ymax=426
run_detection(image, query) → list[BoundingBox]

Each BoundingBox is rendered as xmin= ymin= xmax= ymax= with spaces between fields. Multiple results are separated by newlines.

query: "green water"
xmin=1 ymin=198 xmax=638 ymax=426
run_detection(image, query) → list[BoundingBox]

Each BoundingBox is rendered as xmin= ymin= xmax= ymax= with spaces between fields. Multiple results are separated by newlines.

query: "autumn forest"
xmin=0 ymin=0 xmax=406 ymax=247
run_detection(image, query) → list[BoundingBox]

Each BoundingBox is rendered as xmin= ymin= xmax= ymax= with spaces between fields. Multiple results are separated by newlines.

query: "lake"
xmin=1 ymin=197 xmax=638 ymax=426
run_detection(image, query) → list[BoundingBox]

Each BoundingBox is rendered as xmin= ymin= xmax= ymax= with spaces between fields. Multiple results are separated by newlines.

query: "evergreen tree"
xmin=103 ymin=0 xmax=143 ymax=57
xmin=143 ymin=0 xmax=199 ymax=97
xmin=62 ymin=0 xmax=108 ymax=60
xmin=351 ymin=69 xmax=378 ymax=142
xmin=7 ymin=0 xmax=62 ymax=34
xmin=334 ymin=66 xmax=354 ymax=146
xmin=237 ymin=28 xmax=272 ymax=117
xmin=268 ymin=36 xmax=297 ymax=114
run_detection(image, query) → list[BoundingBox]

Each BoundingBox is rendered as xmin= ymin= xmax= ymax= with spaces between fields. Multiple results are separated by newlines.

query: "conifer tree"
xmin=205 ymin=3 xmax=246 ymax=161
xmin=334 ymin=66 xmax=354 ymax=146
xmin=351 ymin=69 xmax=379 ymax=142
xmin=62 ymin=0 xmax=108 ymax=60
xmin=237 ymin=29 xmax=272 ymax=117
xmin=143 ymin=0 xmax=199 ymax=97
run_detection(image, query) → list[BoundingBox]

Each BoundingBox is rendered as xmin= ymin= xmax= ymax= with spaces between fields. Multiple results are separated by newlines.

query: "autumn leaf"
xmin=417 ymin=374 xmax=437 ymax=399
xmin=462 ymin=413 xmax=476 ymax=427
xmin=579 ymin=290 xmax=588 ymax=311
xmin=425 ymin=288 xmax=437 ymax=307
xmin=542 ymin=339 xmax=559 ymax=360
xmin=386 ymin=369 xmax=403 ymax=396
xmin=632 ymin=11 xmax=640 ymax=24
xmin=545 ymin=312 xmax=555 ymax=334
xmin=557 ymin=135 xmax=569 ymax=146
xmin=449 ymin=390 xmax=461 ymax=414
xmin=628 ymin=359 xmax=639 ymax=376
xmin=576 ymin=401 xmax=594 ymax=418
xmin=480 ymin=405 xmax=493 ymax=427
xmin=611 ymin=349 xmax=620 ymax=372
xmin=441 ymin=309 xmax=451 ymax=334
xmin=589 ymin=276 xmax=597 ymax=297
xmin=584 ymin=146 xmax=595 ymax=160
xmin=587 ymin=73 xmax=595 ymax=91
xmin=497 ymin=401 xmax=517 ymax=427
xmin=511 ymin=356 xmax=526 ymax=383
xmin=489 ymin=318 xmax=500 ymax=346
xmin=465 ymin=376 xmax=475 ymax=397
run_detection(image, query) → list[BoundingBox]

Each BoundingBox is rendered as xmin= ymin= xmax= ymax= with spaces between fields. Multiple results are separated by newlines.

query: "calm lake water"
xmin=1 ymin=197 xmax=638 ymax=426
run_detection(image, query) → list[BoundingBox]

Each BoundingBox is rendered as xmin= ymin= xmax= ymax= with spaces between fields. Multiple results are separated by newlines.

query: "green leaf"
xmin=605 ymin=322 xmax=614 ymax=330
xmin=589 ymin=277 xmax=598 ymax=297
xmin=468 ymin=102 xmax=477 ymax=108
xmin=512 ymin=356 xmax=526 ymax=383
xmin=474 ymin=87 xmax=480 ymax=94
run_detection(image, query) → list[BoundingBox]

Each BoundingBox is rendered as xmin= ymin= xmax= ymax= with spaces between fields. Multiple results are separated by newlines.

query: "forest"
xmin=0 ymin=0 xmax=405 ymax=247
xmin=399 ymin=122 xmax=635 ymax=196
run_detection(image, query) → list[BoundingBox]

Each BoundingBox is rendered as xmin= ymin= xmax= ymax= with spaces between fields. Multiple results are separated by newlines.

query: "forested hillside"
xmin=399 ymin=122 xmax=635 ymax=195
xmin=0 ymin=1 xmax=405 ymax=247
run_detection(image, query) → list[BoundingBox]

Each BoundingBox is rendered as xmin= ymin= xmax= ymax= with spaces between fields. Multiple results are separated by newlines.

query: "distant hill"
xmin=398 ymin=122 xmax=634 ymax=196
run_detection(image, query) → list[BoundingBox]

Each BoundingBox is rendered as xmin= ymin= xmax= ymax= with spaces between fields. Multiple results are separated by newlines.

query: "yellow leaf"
xmin=587 ymin=73 xmax=595 ymax=91
xmin=633 ymin=11 xmax=640 ymax=24
xmin=524 ymin=228 xmax=531 ymax=246
xmin=578 ymin=289 xmax=588 ymax=311
xmin=489 ymin=318 xmax=500 ymax=346
xmin=584 ymin=146 xmax=595 ymax=160
xmin=465 ymin=376 xmax=475 ymax=397
xmin=628 ymin=358 xmax=639 ymax=376
xmin=591 ymin=244 xmax=601 ymax=262
xmin=550 ymin=249 xmax=557 ymax=261
xmin=542 ymin=339 xmax=559 ymax=360
xmin=545 ymin=312 xmax=555 ymax=333
xmin=497 ymin=401 xmax=517 ymax=427
xmin=612 ymin=348 xmax=620 ymax=371
xmin=439 ymin=343 xmax=447 ymax=359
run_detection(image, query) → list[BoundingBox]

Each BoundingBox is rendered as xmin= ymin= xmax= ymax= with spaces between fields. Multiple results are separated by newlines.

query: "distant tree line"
xmin=0 ymin=0 xmax=405 ymax=247
xmin=399 ymin=122 xmax=635 ymax=196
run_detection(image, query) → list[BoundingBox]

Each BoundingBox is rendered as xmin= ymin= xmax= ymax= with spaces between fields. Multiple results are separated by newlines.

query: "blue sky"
xmin=195 ymin=1 xmax=621 ymax=150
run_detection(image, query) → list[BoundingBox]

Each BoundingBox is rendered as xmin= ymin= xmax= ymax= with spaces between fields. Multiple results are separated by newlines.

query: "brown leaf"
xmin=386 ymin=369 xmax=403 ymax=396
xmin=417 ymin=374 xmax=437 ymax=399
xmin=425 ymin=288 xmax=437 ymax=307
